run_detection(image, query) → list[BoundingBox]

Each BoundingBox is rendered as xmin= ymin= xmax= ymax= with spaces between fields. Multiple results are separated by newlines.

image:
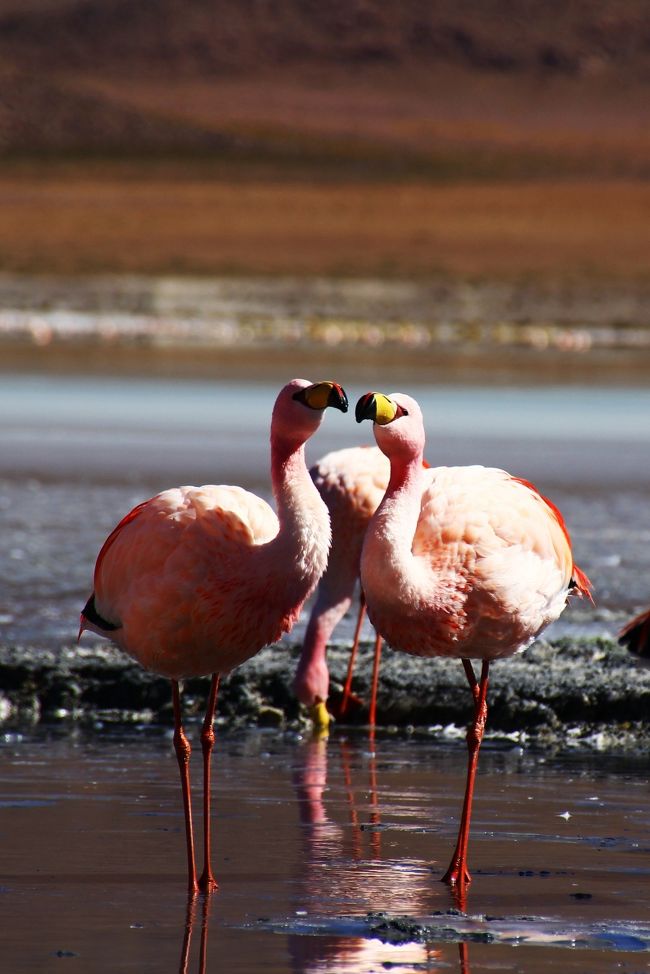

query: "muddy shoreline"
xmin=2 ymin=274 xmax=650 ymax=389
xmin=1 ymin=637 xmax=647 ymax=751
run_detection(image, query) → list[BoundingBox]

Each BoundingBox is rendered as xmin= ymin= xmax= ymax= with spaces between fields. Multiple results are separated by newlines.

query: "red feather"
xmin=94 ymin=499 xmax=151 ymax=583
xmin=511 ymin=476 xmax=593 ymax=603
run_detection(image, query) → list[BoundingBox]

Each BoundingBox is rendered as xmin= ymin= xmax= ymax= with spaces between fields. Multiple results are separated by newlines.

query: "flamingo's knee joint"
xmin=174 ymin=730 xmax=192 ymax=765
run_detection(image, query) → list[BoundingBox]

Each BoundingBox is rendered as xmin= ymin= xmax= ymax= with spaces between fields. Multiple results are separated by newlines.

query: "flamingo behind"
xmin=79 ymin=379 xmax=348 ymax=894
xmin=356 ymin=390 xmax=592 ymax=892
xmin=293 ymin=446 xmax=390 ymax=731
xmin=619 ymin=609 xmax=650 ymax=657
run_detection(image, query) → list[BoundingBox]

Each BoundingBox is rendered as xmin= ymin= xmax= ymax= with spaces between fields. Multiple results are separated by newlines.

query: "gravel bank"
xmin=0 ymin=637 xmax=647 ymax=751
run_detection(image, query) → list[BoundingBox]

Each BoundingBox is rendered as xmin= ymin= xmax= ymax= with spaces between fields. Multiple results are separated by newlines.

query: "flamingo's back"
xmin=366 ymin=465 xmax=581 ymax=661
xmin=90 ymin=485 xmax=285 ymax=678
xmin=311 ymin=445 xmax=390 ymax=576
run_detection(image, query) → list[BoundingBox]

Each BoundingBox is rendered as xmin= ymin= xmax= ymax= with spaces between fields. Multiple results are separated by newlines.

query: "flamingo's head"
xmin=272 ymin=379 xmax=348 ymax=446
xmin=355 ymin=391 xmax=425 ymax=462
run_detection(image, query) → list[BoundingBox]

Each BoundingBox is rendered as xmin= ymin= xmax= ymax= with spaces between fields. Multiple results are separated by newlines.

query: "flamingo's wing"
xmin=411 ymin=467 xmax=580 ymax=638
xmin=511 ymin=476 xmax=593 ymax=601
xmin=92 ymin=486 xmax=278 ymax=626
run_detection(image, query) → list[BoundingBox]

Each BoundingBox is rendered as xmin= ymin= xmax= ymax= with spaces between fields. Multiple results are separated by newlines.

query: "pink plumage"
xmin=293 ymin=445 xmax=389 ymax=721
xmin=365 ymin=462 xmax=584 ymax=661
xmin=86 ymin=484 xmax=312 ymax=679
xmin=356 ymin=389 xmax=591 ymax=893
xmin=79 ymin=378 xmax=348 ymax=893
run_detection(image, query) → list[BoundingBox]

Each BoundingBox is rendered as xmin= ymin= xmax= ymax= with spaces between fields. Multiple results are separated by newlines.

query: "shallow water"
xmin=1 ymin=728 xmax=649 ymax=972
xmin=0 ymin=372 xmax=648 ymax=650
xmin=1 ymin=370 xmax=649 ymax=970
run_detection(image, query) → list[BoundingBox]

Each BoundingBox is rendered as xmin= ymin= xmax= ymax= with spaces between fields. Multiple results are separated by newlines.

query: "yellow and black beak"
xmin=355 ymin=391 xmax=407 ymax=425
xmin=294 ymin=380 xmax=348 ymax=413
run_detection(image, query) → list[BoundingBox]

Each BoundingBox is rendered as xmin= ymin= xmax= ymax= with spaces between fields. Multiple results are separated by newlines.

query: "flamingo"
xmin=79 ymin=378 xmax=348 ymax=895
xmin=355 ymin=389 xmax=592 ymax=891
xmin=293 ymin=446 xmax=390 ymax=732
xmin=619 ymin=609 xmax=650 ymax=657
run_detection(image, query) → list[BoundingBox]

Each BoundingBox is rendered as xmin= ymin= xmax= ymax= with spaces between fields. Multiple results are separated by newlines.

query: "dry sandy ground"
xmin=1 ymin=170 xmax=650 ymax=279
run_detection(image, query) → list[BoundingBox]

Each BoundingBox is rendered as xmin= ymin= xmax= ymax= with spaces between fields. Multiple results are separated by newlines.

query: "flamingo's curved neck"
xmin=360 ymin=448 xmax=428 ymax=617
xmin=271 ymin=438 xmax=313 ymax=526
xmin=268 ymin=435 xmax=331 ymax=588
xmin=375 ymin=452 xmax=425 ymax=558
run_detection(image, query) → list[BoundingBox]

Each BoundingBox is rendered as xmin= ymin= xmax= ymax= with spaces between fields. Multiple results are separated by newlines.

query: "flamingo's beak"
xmin=355 ymin=392 xmax=406 ymax=425
xmin=294 ymin=381 xmax=348 ymax=413
xmin=309 ymin=700 xmax=331 ymax=737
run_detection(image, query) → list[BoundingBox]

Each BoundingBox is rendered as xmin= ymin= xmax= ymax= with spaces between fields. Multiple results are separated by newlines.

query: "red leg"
xmin=339 ymin=594 xmax=367 ymax=717
xmin=462 ymin=658 xmax=480 ymax=706
xmin=441 ymin=659 xmax=490 ymax=889
xmin=198 ymin=673 xmax=220 ymax=894
xmin=172 ymin=680 xmax=198 ymax=896
xmin=368 ymin=633 xmax=383 ymax=730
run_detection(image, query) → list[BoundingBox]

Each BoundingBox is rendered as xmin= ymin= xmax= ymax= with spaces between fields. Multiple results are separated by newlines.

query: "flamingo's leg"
xmin=441 ymin=659 xmax=490 ymax=889
xmin=339 ymin=594 xmax=367 ymax=717
xmin=462 ymin=658 xmax=480 ymax=706
xmin=368 ymin=633 xmax=383 ymax=729
xmin=198 ymin=673 xmax=220 ymax=894
xmin=172 ymin=680 xmax=198 ymax=896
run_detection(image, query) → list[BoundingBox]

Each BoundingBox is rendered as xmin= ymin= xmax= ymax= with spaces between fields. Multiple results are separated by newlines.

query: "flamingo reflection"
xmin=178 ymin=894 xmax=210 ymax=974
xmin=289 ymin=735 xmax=474 ymax=973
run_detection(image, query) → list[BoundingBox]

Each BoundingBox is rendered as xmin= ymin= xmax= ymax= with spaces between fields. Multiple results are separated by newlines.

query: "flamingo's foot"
xmin=441 ymin=860 xmax=472 ymax=888
xmin=197 ymin=871 xmax=219 ymax=894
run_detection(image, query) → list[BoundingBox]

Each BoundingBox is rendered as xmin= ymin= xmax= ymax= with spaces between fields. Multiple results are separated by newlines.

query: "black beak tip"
xmin=331 ymin=385 xmax=348 ymax=413
xmin=355 ymin=392 xmax=375 ymax=424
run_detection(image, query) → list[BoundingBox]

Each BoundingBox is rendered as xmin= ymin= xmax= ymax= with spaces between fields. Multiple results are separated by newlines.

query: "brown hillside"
xmin=0 ymin=67 xmax=230 ymax=152
xmin=2 ymin=0 xmax=650 ymax=77
xmin=1 ymin=1 xmax=649 ymax=280
xmin=0 ymin=0 xmax=649 ymax=160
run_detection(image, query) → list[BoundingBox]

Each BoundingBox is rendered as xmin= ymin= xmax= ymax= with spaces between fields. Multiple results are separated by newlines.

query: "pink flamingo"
xmin=293 ymin=446 xmax=390 ymax=732
xmin=79 ymin=379 xmax=348 ymax=895
xmin=619 ymin=609 xmax=650 ymax=657
xmin=355 ymin=390 xmax=592 ymax=891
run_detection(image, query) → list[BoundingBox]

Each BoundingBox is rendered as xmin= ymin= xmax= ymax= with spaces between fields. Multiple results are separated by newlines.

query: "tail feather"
xmin=569 ymin=564 xmax=594 ymax=604
xmin=619 ymin=609 xmax=650 ymax=658
xmin=78 ymin=592 xmax=120 ymax=643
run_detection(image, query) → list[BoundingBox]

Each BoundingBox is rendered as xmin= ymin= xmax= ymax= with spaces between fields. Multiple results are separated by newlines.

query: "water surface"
xmin=1 ymin=371 xmax=649 ymax=971
xmin=1 ymin=729 xmax=649 ymax=973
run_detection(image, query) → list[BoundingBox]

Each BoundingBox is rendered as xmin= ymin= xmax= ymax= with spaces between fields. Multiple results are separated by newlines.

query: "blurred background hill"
xmin=0 ymin=0 xmax=648 ymax=280
xmin=1 ymin=0 xmax=649 ymax=170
